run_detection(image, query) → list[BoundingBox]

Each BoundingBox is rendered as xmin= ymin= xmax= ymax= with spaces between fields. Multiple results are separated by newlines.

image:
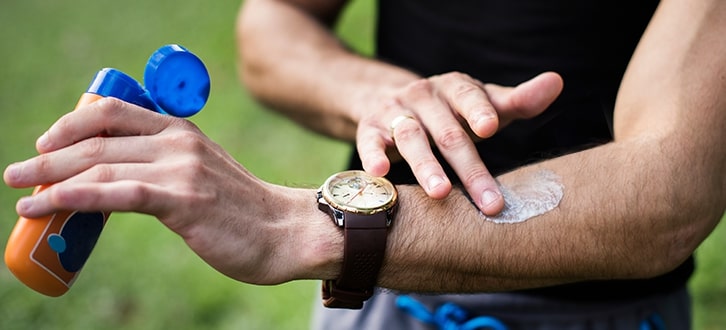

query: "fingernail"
xmin=4 ymin=163 xmax=23 ymax=184
xmin=427 ymin=175 xmax=445 ymax=192
xmin=481 ymin=189 xmax=501 ymax=208
xmin=476 ymin=115 xmax=492 ymax=127
xmin=473 ymin=112 xmax=497 ymax=136
xmin=476 ymin=110 xmax=496 ymax=121
xmin=37 ymin=131 xmax=50 ymax=149
xmin=17 ymin=196 xmax=33 ymax=213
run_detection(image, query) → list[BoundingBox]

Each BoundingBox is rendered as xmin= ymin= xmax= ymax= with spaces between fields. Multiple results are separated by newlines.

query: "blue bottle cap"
xmin=144 ymin=44 xmax=210 ymax=117
xmin=86 ymin=68 xmax=160 ymax=112
xmin=85 ymin=44 xmax=210 ymax=117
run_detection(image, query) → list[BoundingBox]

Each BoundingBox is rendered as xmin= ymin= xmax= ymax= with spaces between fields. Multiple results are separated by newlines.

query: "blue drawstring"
xmin=640 ymin=313 xmax=665 ymax=330
xmin=396 ymin=295 xmax=508 ymax=330
xmin=398 ymin=295 xmax=665 ymax=330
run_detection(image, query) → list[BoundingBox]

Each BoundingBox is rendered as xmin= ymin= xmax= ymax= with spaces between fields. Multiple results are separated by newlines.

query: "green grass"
xmin=0 ymin=0 xmax=723 ymax=329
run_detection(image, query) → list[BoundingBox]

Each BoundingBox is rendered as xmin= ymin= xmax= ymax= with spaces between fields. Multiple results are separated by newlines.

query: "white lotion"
xmin=485 ymin=170 xmax=564 ymax=224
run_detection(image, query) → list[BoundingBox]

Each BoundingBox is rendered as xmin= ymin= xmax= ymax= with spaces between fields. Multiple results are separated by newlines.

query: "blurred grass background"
xmin=0 ymin=0 xmax=723 ymax=329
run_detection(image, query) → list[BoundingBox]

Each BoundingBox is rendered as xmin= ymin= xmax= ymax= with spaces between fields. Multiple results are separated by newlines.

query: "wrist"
xmin=283 ymin=187 xmax=343 ymax=281
xmin=313 ymin=170 xmax=398 ymax=308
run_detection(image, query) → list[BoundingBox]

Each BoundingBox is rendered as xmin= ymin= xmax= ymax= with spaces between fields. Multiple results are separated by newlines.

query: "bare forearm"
xmin=236 ymin=0 xmax=418 ymax=140
xmin=375 ymin=135 xmax=721 ymax=292
xmin=376 ymin=0 xmax=726 ymax=292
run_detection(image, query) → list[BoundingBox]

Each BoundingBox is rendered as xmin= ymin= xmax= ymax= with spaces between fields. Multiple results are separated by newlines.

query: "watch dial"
xmin=324 ymin=171 xmax=396 ymax=213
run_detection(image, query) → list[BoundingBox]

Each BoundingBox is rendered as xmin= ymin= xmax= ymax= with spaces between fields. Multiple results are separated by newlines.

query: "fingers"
xmin=15 ymin=180 xmax=171 ymax=219
xmin=396 ymin=80 xmax=503 ymax=213
xmin=437 ymin=71 xmax=563 ymax=137
xmin=5 ymin=135 xmax=161 ymax=188
xmin=481 ymin=71 xmax=564 ymax=126
xmin=357 ymin=72 xmax=562 ymax=215
xmin=7 ymin=146 xmax=190 ymax=218
xmin=9 ymin=136 xmax=215 ymax=219
xmin=358 ymin=100 xmax=453 ymax=198
xmin=36 ymin=97 xmax=175 ymax=154
xmin=5 ymin=98 xmax=204 ymax=218
xmin=387 ymin=110 xmax=453 ymax=199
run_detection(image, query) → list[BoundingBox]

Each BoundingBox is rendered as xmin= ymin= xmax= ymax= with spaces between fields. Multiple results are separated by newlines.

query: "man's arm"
xmin=375 ymin=0 xmax=726 ymax=292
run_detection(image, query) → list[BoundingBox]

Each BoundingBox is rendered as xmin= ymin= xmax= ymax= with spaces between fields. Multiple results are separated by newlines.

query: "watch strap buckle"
xmin=321 ymin=279 xmax=373 ymax=309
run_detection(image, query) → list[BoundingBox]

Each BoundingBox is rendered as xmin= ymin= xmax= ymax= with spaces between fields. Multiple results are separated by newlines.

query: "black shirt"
xmin=347 ymin=0 xmax=694 ymax=301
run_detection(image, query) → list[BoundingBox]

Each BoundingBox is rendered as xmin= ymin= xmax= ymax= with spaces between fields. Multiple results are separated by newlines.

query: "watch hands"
xmin=346 ymin=181 xmax=369 ymax=204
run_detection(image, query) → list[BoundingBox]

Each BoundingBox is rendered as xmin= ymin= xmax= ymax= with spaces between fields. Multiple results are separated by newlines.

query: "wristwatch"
xmin=316 ymin=170 xmax=398 ymax=309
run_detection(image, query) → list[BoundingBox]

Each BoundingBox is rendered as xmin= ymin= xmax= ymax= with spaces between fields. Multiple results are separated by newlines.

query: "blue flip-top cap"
xmin=144 ymin=44 xmax=210 ymax=117
xmin=85 ymin=44 xmax=209 ymax=117
xmin=86 ymin=68 xmax=161 ymax=112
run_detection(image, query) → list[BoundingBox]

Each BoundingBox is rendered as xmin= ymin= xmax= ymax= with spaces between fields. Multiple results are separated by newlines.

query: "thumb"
xmin=483 ymin=71 xmax=564 ymax=130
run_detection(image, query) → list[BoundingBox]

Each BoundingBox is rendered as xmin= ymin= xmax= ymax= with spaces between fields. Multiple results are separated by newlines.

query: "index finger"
xmin=37 ymin=97 xmax=174 ymax=154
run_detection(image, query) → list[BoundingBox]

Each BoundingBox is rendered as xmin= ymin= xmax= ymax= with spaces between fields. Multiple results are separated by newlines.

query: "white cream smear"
xmin=485 ymin=169 xmax=564 ymax=224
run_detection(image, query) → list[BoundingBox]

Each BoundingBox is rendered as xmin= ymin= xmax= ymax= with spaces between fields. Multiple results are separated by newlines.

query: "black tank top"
xmin=347 ymin=0 xmax=694 ymax=301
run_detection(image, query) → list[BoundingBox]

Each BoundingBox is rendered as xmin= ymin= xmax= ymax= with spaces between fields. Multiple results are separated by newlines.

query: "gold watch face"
xmin=321 ymin=170 xmax=398 ymax=215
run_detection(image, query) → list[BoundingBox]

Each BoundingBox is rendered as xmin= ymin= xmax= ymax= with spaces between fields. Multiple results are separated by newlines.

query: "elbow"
xmin=629 ymin=192 xmax=724 ymax=279
xmin=236 ymin=57 xmax=267 ymax=103
xmin=618 ymin=135 xmax=726 ymax=279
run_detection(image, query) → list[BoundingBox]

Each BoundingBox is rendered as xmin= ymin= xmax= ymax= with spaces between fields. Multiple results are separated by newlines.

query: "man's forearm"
xmin=375 ymin=135 xmax=722 ymax=292
xmin=375 ymin=0 xmax=726 ymax=292
xmin=236 ymin=0 xmax=418 ymax=141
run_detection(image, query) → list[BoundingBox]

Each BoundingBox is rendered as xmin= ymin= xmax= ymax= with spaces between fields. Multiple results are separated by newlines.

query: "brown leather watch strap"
xmin=322 ymin=212 xmax=389 ymax=309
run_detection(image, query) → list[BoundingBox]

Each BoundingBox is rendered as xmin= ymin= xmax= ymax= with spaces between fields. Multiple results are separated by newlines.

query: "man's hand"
xmin=355 ymin=71 xmax=563 ymax=215
xmin=3 ymin=98 xmax=338 ymax=285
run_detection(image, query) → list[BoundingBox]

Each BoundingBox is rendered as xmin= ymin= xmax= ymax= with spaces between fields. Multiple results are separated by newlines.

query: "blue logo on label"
xmin=47 ymin=212 xmax=105 ymax=273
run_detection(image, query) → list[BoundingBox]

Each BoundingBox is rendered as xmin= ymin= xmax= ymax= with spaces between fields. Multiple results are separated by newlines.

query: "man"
xmin=3 ymin=0 xmax=724 ymax=329
xmin=236 ymin=0 xmax=726 ymax=328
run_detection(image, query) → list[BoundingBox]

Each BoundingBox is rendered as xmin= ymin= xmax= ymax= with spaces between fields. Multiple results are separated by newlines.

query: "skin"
xmin=4 ymin=0 xmax=726 ymax=293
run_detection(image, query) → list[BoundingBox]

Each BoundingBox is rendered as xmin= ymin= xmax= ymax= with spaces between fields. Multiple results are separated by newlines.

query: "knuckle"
xmin=34 ymin=154 xmax=54 ymax=175
xmin=436 ymin=127 xmax=471 ymax=151
xmin=173 ymin=118 xmax=202 ymax=132
xmin=507 ymin=92 xmax=526 ymax=112
xmin=409 ymin=157 xmax=440 ymax=175
xmin=169 ymin=157 xmax=208 ymax=190
xmin=165 ymin=130 xmax=208 ymax=153
xmin=461 ymin=167 xmax=492 ymax=187
xmin=182 ymin=157 xmax=207 ymax=179
xmin=453 ymin=82 xmax=481 ymax=99
xmin=48 ymin=186 xmax=73 ymax=208
xmin=440 ymin=71 xmax=471 ymax=83
xmin=88 ymin=164 xmax=115 ymax=182
xmin=125 ymin=182 xmax=152 ymax=210
xmin=93 ymin=97 xmax=126 ymax=120
xmin=393 ymin=121 xmax=424 ymax=141
xmin=78 ymin=137 xmax=106 ymax=160
xmin=96 ymin=96 xmax=125 ymax=110
xmin=403 ymin=79 xmax=435 ymax=98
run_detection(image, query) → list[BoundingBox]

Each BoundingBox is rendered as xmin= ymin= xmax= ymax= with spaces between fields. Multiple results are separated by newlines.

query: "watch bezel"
xmin=319 ymin=170 xmax=398 ymax=216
